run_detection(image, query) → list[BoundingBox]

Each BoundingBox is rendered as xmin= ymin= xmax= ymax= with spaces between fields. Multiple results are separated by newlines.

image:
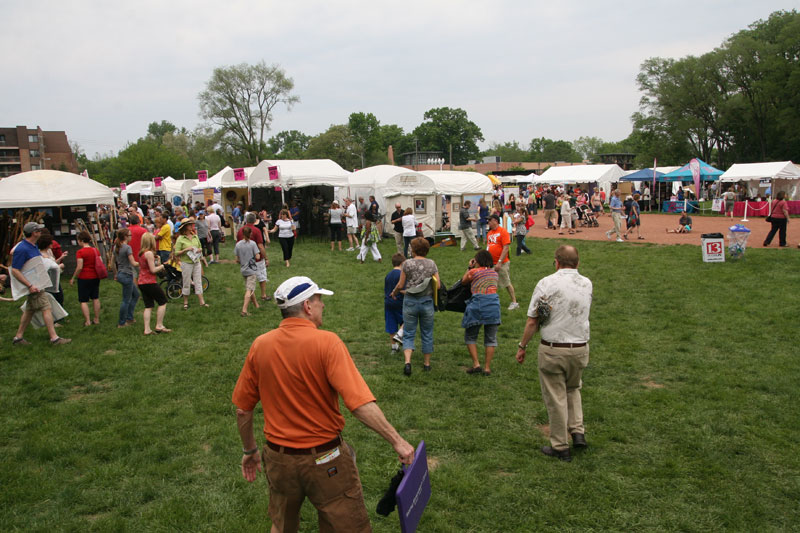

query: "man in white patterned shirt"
xmin=515 ymin=245 xmax=592 ymax=462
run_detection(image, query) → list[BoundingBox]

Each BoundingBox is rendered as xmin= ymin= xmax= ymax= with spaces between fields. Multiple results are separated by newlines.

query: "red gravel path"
xmin=525 ymin=211 xmax=797 ymax=248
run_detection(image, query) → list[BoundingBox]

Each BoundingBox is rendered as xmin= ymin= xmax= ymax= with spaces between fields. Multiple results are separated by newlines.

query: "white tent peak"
xmin=719 ymin=161 xmax=800 ymax=182
xmin=0 ymin=170 xmax=115 ymax=208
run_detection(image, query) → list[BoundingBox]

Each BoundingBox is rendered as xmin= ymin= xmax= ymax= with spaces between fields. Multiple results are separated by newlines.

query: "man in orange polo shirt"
xmin=233 ymin=276 xmax=415 ymax=533
xmin=486 ymin=214 xmax=519 ymax=310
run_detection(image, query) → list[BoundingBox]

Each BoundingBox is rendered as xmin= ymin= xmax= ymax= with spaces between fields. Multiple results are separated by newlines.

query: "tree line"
xmin=79 ymin=9 xmax=798 ymax=186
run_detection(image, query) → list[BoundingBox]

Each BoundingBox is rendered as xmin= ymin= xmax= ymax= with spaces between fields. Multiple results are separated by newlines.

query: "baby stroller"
xmin=578 ymin=204 xmax=599 ymax=227
xmin=159 ymin=262 xmax=209 ymax=300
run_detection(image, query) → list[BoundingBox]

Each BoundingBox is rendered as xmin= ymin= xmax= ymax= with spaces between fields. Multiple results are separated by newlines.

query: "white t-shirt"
xmin=275 ymin=219 xmax=295 ymax=238
xmin=402 ymin=214 xmax=417 ymax=237
xmin=206 ymin=213 xmax=221 ymax=231
xmin=345 ymin=204 xmax=358 ymax=228
xmin=211 ymin=203 xmax=224 ymax=215
xmin=527 ymin=268 xmax=592 ymax=344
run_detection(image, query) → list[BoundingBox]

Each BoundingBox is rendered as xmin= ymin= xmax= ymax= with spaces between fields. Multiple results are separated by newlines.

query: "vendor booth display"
xmin=245 ymin=159 xmax=351 ymax=238
xmin=718 ymin=161 xmax=800 ymax=216
xmin=191 ymin=166 xmax=231 ymax=207
xmin=0 ymin=170 xmax=115 ymax=265
xmin=348 ymin=166 xmax=429 ymax=229
xmin=535 ymin=164 xmax=625 ymax=197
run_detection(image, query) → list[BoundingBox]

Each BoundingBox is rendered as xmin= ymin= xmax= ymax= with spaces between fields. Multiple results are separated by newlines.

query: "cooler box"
xmin=701 ymin=233 xmax=725 ymax=262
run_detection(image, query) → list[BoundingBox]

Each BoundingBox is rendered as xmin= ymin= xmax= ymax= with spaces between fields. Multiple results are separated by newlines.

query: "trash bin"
xmin=727 ymin=224 xmax=751 ymax=260
xmin=701 ymin=232 xmax=725 ymax=262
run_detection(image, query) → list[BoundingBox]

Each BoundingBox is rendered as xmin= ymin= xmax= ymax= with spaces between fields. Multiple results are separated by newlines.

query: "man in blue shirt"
xmin=11 ymin=222 xmax=71 ymax=345
xmin=605 ymin=190 xmax=625 ymax=242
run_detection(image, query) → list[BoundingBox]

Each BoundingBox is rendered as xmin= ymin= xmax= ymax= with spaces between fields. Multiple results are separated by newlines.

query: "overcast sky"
xmin=2 ymin=0 xmax=797 ymax=158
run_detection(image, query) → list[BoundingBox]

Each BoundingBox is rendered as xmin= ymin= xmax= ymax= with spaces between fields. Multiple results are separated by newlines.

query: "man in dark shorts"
xmin=233 ymin=276 xmax=415 ymax=532
xmin=10 ymin=222 xmax=71 ymax=345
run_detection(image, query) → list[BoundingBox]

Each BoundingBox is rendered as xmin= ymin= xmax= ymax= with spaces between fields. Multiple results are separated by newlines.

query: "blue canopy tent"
xmin=619 ymin=168 xmax=665 ymax=182
xmin=662 ymin=159 xmax=723 ymax=182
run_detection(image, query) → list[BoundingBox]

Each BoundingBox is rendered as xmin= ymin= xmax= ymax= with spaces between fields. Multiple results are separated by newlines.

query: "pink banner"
xmin=274 ymin=186 xmax=282 ymax=192
xmin=153 ymin=177 xmax=162 ymax=188
xmin=120 ymin=182 xmax=126 ymax=191
xmin=233 ymin=168 xmax=246 ymax=182
xmin=197 ymin=170 xmax=208 ymax=182
xmin=689 ymin=158 xmax=701 ymax=199
xmin=268 ymin=165 xmax=279 ymax=181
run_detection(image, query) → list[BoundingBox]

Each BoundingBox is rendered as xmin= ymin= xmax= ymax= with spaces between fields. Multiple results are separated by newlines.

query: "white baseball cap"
xmin=274 ymin=276 xmax=333 ymax=309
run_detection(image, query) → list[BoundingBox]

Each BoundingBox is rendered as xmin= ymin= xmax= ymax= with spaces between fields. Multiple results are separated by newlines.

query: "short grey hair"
xmin=279 ymin=298 xmax=313 ymax=319
xmin=246 ymin=213 xmax=256 ymax=224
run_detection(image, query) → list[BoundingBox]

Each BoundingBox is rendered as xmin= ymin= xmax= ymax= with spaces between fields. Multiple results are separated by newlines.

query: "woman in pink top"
xmin=763 ymin=191 xmax=789 ymax=247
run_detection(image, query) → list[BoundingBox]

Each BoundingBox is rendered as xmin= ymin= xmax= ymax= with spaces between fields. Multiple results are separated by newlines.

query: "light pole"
xmin=427 ymin=157 xmax=444 ymax=171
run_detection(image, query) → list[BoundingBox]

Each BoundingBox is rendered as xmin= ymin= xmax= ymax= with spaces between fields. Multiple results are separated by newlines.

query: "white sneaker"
xmin=508 ymin=302 xmax=520 ymax=310
xmin=616 ymin=238 xmax=624 ymax=242
xmin=346 ymin=247 xmax=354 ymax=251
xmin=391 ymin=342 xmax=400 ymax=352
xmin=392 ymin=331 xmax=403 ymax=343
xmin=606 ymin=231 xmax=613 ymax=240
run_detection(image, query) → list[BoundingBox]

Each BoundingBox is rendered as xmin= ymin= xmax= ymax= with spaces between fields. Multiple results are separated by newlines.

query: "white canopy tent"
xmin=348 ymin=165 xmax=429 ymax=217
xmin=535 ymin=165 xmax=625 ymax=194
xmin=191 ymin=166 xmax=231 ymax=206
xmin=382 ymin=170 xmax=493 ymax=236
xmin=500 ymin=173 xmax=536 ymax=185
xmin=249 ymin=159 xmax=351 ymax=190
xmin=162 ymin=177 xmax=197 ymax=202
xmin=719 ymin=161 xmax=800 ymax=199
xmin=0 ymin=170 xmax=114 ymax=208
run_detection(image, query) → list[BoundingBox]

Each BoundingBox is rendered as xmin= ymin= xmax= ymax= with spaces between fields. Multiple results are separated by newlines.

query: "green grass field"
xmin=2 ymin=235 xmax=799 ymax=532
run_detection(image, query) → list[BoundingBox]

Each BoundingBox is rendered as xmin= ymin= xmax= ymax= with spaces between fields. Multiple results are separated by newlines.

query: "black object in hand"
xmin=376 ymin=469 xmax=405 ymax=516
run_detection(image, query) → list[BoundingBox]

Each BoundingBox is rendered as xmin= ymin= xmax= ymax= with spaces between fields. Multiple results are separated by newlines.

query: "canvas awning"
xmin=191 ymin=166 xmax=231 ymax=192
xmin=662 ymin=159 xmax=723 ymax=182
xmin=718 ymin=161 xmax=800 ymax=182
xmin=535 ymin=164 xmax=625 ymax=185
xmin=249 ymin=159 xmax=350 ymax=189
xmin=0 ymin=170 xmax=114 ymax=208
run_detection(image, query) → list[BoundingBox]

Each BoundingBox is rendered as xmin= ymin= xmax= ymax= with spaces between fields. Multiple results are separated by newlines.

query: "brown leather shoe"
xmin=572 ymin=433 xmax=588 ymax=448
xmin=541 ymin=446 xmax=572 ymax=462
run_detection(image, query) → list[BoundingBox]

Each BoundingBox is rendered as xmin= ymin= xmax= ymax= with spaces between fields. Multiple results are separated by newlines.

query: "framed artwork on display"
xmin=414 ymin=198 xmax=426 ymax=213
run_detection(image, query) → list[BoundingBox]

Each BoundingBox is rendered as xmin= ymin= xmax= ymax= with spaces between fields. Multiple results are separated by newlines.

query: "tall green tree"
xmin=348 ymin=112 xmax=383 ymax=167
xmin=572 ymin=136 xmax=605 ymax=161
xmin=481 ymin=141 xmax=531 ymax=162
xmin=529 ymin=138 xmax=582 ymax=162
xmin=268 ymin=130 xmax=311 ymax=159
xmin=198 ymin=61 xmax=299 ymax=164
xmin=412 ymin=107 xmax=484 ymax=165
xmin=305 ymin=125 xmax=362 ymax=171
xmin=146 ymin=120 xmax=178 ymax=143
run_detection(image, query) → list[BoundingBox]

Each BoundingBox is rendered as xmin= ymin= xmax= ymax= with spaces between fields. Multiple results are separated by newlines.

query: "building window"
xmin=31 ymin=164 xmax=41 ymax=170
xmin=28 ymin=134 xmax=39 ymax=143
xmin=0 ymin=134 xmax=5 ymax=144
xmin=30 ymin=149 xmax=40 ymax=157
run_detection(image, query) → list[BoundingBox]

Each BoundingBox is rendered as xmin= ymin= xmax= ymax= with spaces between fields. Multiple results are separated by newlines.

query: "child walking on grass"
xmin=234 ymin=226 xmax=261 ymax=317
xmin=384 ymin=253 xmax=405 ymax=352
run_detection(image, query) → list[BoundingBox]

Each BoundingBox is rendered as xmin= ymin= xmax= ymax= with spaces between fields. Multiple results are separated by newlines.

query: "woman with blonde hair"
xmin=138 ymin=232 xmax=170 ymax=335
xmin=174 ymin=218 xmax=209 ymax=310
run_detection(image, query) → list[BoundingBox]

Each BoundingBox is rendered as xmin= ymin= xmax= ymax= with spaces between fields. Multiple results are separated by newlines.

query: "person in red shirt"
xmin=233 ymin=276 xmax=414 ymax=532
xmin=763 ymin=190 xmax=790 ymax=247
xmin=127 ymin=214 xmax=148 ymax=281
xmin=69 ymin=230 xmax=102 ymax=326
xmin=486 ymin=214 xmax=519 ymax=310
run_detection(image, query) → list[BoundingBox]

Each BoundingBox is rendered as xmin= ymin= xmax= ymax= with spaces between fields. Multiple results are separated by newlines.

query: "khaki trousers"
xmin=460 ymin=226 xmax=479 ymax=250
xmin=611 ymin=212 xmax=623 ymax=238
xmin=537 ymin=343 xmax=589 ymax=450
xmin=543 ymin=209 xmax=557 ymax=228
xmin=393 ymin=230 xmax=404 ymax=254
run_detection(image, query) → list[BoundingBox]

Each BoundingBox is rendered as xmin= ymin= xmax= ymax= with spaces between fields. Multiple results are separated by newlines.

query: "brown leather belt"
xmin=266 ymin=436 xmax=341 ymax=455
xmin=541 ymin=340 xmax=587 ymax=348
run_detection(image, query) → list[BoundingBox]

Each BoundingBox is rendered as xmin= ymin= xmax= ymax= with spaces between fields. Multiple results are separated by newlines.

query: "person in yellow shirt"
xmin=155 ymin=211 xmax=173 ymax=264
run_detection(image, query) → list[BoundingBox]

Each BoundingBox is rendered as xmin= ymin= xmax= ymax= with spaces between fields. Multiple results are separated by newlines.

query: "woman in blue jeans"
xmin=477 ymin=198 xmax=489 ymax=243
xmin=114 ymin=228 xmax=140 ymax=328
xmin=390 ymin=237 xmax=439 ymax=376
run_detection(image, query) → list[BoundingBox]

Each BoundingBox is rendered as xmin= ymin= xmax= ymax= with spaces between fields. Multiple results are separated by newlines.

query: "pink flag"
xmin=268 ymin=166 xmax=279 ymax=181
xmin=233 ymin=168 xmax=246 ymax=182
xmin=120 ymin=182 xmax=126 ymax=191
xmin=153 ymin=177 xmax=162 ymax=188
xmin=197 ymin=170 xmax=208 ymax=182
xmin=689 ymin=158 xmax=701 ymax=199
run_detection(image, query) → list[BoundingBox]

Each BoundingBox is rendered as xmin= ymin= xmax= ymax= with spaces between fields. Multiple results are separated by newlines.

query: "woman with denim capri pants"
xmin=461 ymin=250 xmax=501 ymax=376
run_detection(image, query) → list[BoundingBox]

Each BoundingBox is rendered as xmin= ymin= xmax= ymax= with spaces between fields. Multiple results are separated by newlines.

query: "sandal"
xmin=199 ymin=303 xmax=210 ymax=308
xmin=144 ymin=331 xmax=156 ymax=336
xmin=183 ymin=304 xmax=189 ymax=310
xmin=638 ymin=236 xmax=645 ymax=240
xmin=154 ymin=327 xmax=172 ymax=334
xmin=466 ymin=366 xmax=483 ymax=374
xmin=482 ymin=370 xmax=492 ymax=376
xmin=240 ymin=312 xmax=249 ymax=317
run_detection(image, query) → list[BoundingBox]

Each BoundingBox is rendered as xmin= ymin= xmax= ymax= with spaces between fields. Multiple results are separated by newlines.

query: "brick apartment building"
xmin=0 ymin=125 xmax=78 ymax=178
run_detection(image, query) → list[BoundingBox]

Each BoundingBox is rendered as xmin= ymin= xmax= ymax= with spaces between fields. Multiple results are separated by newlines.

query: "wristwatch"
xmin=518 ymin=342 xmax=527 ymax=350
